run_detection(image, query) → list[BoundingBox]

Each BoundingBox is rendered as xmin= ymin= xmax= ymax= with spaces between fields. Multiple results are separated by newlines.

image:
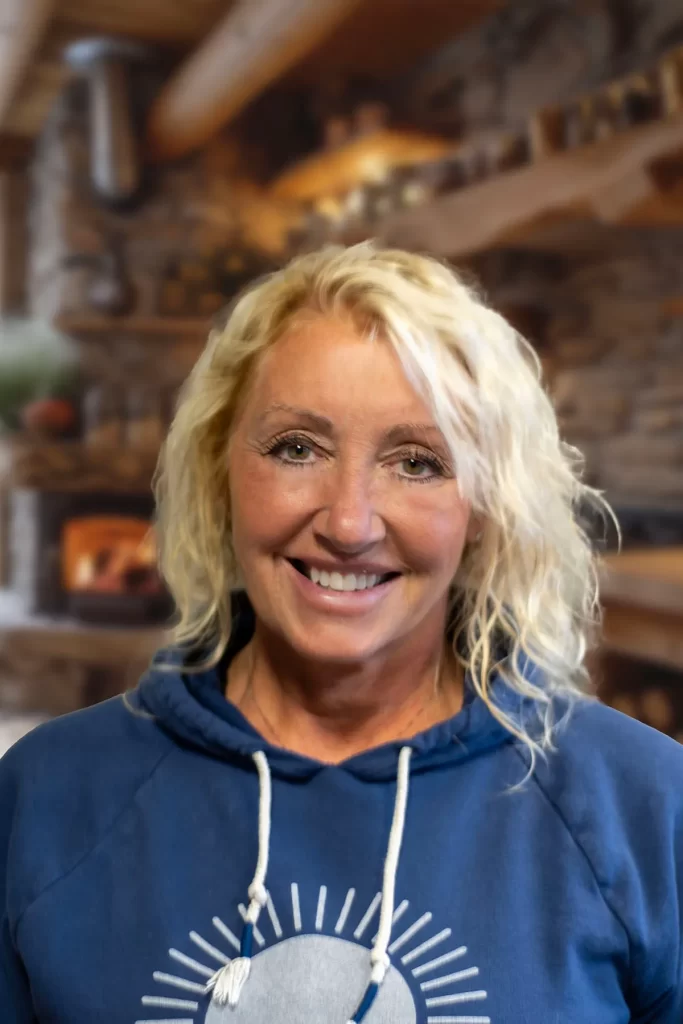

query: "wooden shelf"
xmin=269 ymin=129 xmax=453 ymax=203
xmin=374 ymin=111 xmax=683 ymax=257
xmin=599 ymin=547 xmax=683 ymax=672
xmin=600 ymin=548 xmax=683 ymax=618
xmin=0 ymin=438 xmax=158 ymax=493
xmin=56 ymin=314 xmax=212 ymax=338
xmin=0 ymin=589 xmax=169 ymax=664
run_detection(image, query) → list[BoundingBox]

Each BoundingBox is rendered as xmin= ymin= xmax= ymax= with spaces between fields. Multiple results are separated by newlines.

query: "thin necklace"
xmin=236 ymin=648 xmax=452 ymax=751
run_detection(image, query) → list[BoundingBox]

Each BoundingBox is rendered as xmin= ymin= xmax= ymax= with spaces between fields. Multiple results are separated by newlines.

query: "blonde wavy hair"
xmin=154 ymin=242 xmax=612 ymax=764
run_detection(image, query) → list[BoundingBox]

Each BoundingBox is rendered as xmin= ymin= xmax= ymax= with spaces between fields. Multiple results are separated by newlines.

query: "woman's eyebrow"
xmin=255 ymin=409 xmax=445 ymax=450
xmin=256 ymin=404 xmax=334 ymax=434
xmin=381 ymin=422 xmax=445 ymax=447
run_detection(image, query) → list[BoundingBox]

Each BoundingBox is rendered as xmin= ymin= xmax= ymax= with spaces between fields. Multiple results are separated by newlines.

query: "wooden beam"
xmin=55 ymin=0 xmax=228 ymax=47
xmin=377 ymin=111 xmax=683 ymax=257
xmin=0 ymin=0 xmax=54 ymax=128
xmin=589 ymin=167 xmax=656 ymax=223
xmin=147 ymin=0 xmax=363 ymax=161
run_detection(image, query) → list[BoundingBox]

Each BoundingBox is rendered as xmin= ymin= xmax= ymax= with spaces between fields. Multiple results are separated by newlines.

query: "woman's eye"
xmin=398 ymin=455 xmax=442 ymax=480
xmin=284 ymin=443 xmax=312 ymax=461
xmin=268 ymin=439 xmax=316 ymax=464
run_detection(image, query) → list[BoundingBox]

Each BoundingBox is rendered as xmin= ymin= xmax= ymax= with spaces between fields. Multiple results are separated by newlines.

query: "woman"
xmin=1 ymin=243 xmax=681 ymax=1024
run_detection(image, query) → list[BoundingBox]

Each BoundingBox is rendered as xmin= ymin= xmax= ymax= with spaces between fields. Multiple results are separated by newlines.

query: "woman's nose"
xmin=314 ymin=465 xmax=386 ymax=554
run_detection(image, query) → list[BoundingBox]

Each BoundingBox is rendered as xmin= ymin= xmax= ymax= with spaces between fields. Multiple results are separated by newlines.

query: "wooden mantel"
xmin=0 ymin=588 xmax=168 ymax=664
xmin=599 ymin=548 xmax=683 ymax=672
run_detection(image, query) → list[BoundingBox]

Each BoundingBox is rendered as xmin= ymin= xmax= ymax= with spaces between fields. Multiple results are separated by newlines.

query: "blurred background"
xmin=0 ymin=0 xmax=682 ymax=752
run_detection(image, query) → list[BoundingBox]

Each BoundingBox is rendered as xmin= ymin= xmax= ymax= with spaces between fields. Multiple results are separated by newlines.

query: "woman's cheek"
xmin=388 ymin=487 xmax=470 ymax=569
xmin=233 ymin=460 xmax=322 ymax=542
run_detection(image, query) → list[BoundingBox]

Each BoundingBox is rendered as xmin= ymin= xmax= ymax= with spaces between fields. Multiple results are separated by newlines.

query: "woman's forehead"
xmin=243 ymin=315 xmax=436 ymax=426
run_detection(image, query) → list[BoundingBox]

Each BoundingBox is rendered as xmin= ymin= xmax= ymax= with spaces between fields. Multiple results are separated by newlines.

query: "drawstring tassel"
xmin=206 ymin=956 xmax=251 ymax=1008
xmin=206 ymin=752 xmax=272 ymax=1009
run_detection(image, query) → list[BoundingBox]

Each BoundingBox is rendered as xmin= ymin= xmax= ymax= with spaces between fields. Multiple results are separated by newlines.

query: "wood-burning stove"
xmin=9 ymin=489 xmax=172 ymax=625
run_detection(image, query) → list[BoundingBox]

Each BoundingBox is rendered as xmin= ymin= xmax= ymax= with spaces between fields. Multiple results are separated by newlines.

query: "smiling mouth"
xmin=288 ymin=559 xmax=401 ymax=592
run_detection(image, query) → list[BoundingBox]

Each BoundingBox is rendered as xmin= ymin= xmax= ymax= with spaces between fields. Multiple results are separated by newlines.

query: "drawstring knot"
xmin=245 ymin=880 xmax=268 ymax=922
xmin=369 ymin=949 xmax=391 ymax=984
xmin=209 ymin=744 xmax=413 ymax=1022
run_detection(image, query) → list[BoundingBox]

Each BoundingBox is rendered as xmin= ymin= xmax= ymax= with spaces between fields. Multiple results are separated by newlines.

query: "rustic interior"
xmin=0 ymin=0 xmax=681 ymax=738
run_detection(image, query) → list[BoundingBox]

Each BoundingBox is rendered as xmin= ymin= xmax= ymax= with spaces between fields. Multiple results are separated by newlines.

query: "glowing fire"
xmin=62 ymin=517 xmax=162 ymax=595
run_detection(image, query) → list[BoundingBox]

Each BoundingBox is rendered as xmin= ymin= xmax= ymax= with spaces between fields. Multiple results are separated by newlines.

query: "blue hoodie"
xmin=1 ymin=595 xmax=682 ymax=1024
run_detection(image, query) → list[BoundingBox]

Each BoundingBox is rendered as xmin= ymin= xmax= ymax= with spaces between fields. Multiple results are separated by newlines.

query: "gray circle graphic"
xmin=204 ymin=933 xmax=417 ymax=1024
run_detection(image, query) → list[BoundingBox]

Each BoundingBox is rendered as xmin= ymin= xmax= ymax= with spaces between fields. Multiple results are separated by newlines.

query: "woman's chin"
xmin=281 ymin=609 xmax=400 ymax=667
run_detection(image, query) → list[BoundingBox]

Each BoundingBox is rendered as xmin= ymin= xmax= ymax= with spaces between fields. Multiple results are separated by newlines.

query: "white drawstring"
xmin=368 ymin=745 xmax=412 ymax=985
xmin=205 ymin=751 xmax=271 ymax=1007
xmin=245 ymin=750 xmax=271 ymax=922
xmin=207 ymin=744 xmax=413 ymax=1022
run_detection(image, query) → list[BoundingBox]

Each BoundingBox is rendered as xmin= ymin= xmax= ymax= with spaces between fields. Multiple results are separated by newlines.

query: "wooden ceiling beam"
xmin=0 ymin=0 xmax=55 ymax=128
xmin=147 ymin=0 xmax=364 ymax=162
xmin=54 ymin=0 xmax=227 ymax=47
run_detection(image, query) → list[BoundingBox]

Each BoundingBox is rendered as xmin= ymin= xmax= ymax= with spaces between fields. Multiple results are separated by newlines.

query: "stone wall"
xmin=401 ymin=0 xmax=683 ymax=137
xmin=550 ymin=293 xmax=683 ymax=506
xmin=27 ymin=78 xmax=292 ymax=330
xmin=31 ymin=82 xmax=228 ymax=323
xmin=23 ymin=81 xmax=294 ymax=484
xmin=469 ymin=230 xmax=683 ymax=508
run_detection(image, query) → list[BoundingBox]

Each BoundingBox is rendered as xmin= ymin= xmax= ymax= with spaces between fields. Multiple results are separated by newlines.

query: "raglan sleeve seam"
xmin=511 ymin=745 xmax=633 ymax=964
xmin=11 ymin=745 xmax=174 ymax=942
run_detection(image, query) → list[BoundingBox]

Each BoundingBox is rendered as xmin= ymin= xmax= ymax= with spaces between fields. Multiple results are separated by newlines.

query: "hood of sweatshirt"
xmin=137 ymin=591 xmax=522 ymax=784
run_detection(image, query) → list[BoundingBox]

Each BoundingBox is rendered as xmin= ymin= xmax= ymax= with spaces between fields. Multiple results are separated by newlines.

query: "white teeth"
xmin=307 ymin=567 xmax=382 ymax=592
xmin=330 ymin=572 xmax=344 ymax=591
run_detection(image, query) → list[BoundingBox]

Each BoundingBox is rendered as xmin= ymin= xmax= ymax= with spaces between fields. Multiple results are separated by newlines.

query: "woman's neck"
xmin=225 ymin=630 xmax=464 ymax=764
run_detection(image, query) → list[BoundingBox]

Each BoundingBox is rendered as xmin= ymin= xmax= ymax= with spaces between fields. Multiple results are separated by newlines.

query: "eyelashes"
xmin=261 ymin=432 xmax=450 ymax=483
xmin=261 ymin=433 xmax=317 ymax=464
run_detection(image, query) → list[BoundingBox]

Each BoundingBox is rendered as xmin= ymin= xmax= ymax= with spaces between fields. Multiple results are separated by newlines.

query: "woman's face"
xmin=228 ymin=313 xmax=476 ymax=666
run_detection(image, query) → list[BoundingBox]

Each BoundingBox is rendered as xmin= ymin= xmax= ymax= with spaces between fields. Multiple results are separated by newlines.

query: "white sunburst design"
xmin=136 ymin=882 xmax=491 ymax=1024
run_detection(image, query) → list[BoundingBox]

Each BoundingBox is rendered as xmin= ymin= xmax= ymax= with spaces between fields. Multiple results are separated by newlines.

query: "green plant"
xmin=0 ymin=318 xmax=81 ymax=432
